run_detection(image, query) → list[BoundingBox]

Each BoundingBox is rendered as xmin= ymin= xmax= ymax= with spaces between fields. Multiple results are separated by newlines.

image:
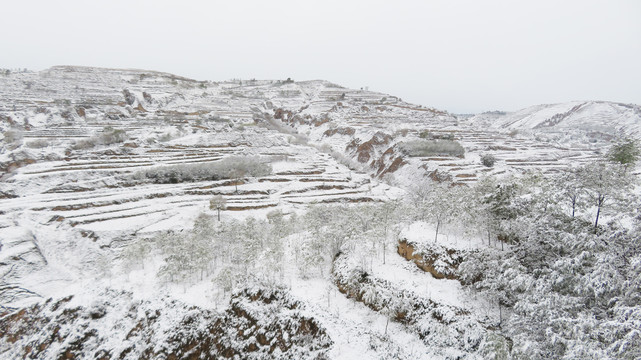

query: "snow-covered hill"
xmin=0 ymin=66 xmax=639 ymax=359
xmin=467 ymin=101 xmax=641 ymax=138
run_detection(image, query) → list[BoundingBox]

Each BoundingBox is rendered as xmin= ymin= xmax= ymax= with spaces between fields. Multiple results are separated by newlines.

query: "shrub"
xmin=157 ymin=132 xmax=173 ymax=142
xmin=2 ymin=130 xmax=22 ymax=144
xmin=71 ymin=138 xmax=96 ymax=150
xmin=71 ymin=127 xmax=127 ymax=150
xmin=399 ymin=139 xmax=465 ymax=158
xmin=432 ymin=132 xmax=455 ymax=140
xmin=25 ymin=139 xmax=50 ymax=149
xmin=607 ymin=137 xmax=640 ymax=167
xmin=481 ymin=154 xmax=496 ymax=167
xmin=136 ymin=156 xmax=272 ymax=184
xmin=98 ymin=127 xmax=127 ymax=145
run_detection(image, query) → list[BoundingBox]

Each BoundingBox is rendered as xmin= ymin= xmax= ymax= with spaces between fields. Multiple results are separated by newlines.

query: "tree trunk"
xmin=594 ymin=198 xmax=603 ymax=233
xmin=382 ymin=242 xmax=386 ymax=264
xmin=434 ymin=220 xmax=440 ymax=243
xmin=571 ymin=196 xmax=576 ymax=217
xmin=217 ymin=208 xmax=221 ymax=221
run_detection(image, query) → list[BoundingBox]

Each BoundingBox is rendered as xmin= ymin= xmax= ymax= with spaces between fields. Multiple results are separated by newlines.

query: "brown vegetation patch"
xmin=455 ymin=173 xmax=476 ymax=178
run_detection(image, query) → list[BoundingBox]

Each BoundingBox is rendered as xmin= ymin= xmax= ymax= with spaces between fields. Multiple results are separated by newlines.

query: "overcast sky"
xmin=2 ymin=0 xmax=640 ymax=113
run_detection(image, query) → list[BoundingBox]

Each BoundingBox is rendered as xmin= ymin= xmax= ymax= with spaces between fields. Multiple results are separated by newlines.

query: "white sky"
xmin=2 ymin=0 xmax=640 ymax=113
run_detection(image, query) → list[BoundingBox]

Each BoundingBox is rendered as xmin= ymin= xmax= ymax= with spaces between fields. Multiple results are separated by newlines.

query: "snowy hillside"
xmin=467 ymin=101 xmax=641 ymax=139
xmin=0 ymin=66 xmax=640 ymax=359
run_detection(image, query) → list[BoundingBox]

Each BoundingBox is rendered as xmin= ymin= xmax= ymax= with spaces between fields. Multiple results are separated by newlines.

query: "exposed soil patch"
xmin=258 ymin=178 xmax=292 ymax=183
xmin=346 ymin=131 xmax=393 ymax=164
xmin=397 ymin=239 xmax=463 ymax=280
xmin=275 ymin=170 xmax=325 ymax=176
xmin=226 ymin=203 xmax=277 ymax=211
xmin=281 ymin=184 xmax=348 ymax=195
xmin=323 ymin=127 xmax=355 ymax=137
xmin=0 ymin=191 xmax=18 ymax=199
xmin=298 ymin=178 xmax=348 ymax=183
xmin=0 ymin=288 xmax=332 ymax=359
xmin=455 ymin=173 xmax=476 ymax=178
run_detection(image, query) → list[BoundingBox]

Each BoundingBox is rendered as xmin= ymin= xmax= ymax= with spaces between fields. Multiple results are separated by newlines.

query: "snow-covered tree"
xmin=375 ymin=200 xmax=403 ymax=264
xmin=577 ymin=161 xmax=633 ymax=232
xmin=209 ymin=195 xmax=227 ymax=221
xmin=553 ymin=167 xmax=584 ymax=217
xmin=191 ymin=213 xmax=216 ymax=279
xmin=122 ymin=238 xmax=152 ymax=271
xmin=458 ymin=175 xmax=641 ymax=358
xmin=408 ymin=178 xmax=466 ymax=242
xmin=607 ymin=137 xmax=640 ymax=169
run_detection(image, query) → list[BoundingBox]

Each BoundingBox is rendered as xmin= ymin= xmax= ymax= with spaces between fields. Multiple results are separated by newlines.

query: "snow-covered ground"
xmin=1 ymin=66 xmax=639 ymax=359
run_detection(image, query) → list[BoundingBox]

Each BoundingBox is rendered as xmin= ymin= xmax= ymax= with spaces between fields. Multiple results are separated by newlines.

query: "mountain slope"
xmin=467 ymin=101 xmax=641 ymax=138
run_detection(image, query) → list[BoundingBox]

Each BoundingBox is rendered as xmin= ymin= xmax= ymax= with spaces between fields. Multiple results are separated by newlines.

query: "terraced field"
xmin=2 ymin=128 xmax=389 ymax=234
